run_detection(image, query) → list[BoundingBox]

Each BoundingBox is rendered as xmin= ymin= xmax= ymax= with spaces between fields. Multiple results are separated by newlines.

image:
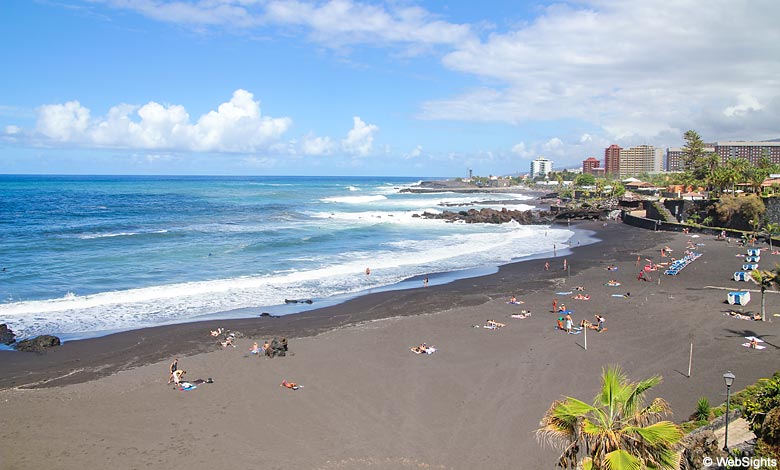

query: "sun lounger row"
xmin=664 ymin=252 xmax=702 ymax=275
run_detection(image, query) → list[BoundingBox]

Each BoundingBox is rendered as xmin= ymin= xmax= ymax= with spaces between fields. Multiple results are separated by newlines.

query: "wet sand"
xmin=1 ymin=221 xmax=778 ymax=469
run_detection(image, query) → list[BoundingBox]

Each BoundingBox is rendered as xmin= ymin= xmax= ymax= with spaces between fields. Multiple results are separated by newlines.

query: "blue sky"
xmin=1 ymin=0 xmax=779 ymax=177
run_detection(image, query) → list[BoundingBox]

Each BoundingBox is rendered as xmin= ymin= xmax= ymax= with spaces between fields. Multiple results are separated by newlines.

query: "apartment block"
xmin=530 ymin=157 xmax=553 ymax=179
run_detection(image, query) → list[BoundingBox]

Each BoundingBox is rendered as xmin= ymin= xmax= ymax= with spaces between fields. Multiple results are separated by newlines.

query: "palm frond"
xmin=604 ymin=449 xmax=641 ymax=470
xmin=625 ymin=421 xmax=683 ymax=446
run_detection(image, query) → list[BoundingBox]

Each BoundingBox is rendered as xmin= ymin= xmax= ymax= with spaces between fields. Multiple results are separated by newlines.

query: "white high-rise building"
xmin=530 ymin=157 xmax=553 ymax=179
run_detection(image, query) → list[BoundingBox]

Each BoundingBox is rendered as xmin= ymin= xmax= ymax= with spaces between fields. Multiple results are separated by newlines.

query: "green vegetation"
xmin=537 ymin=365 xmax=682 ymax=469
xmin=680 ymin=372 xmax=780 ymax=461
xmin=692 ymin=397 xmax=712 ymax=422
xmin=715 ymin=194 xmax=765 ymax=227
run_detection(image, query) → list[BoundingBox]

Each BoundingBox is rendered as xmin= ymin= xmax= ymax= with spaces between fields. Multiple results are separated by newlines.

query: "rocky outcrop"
xmin=414 ymin=208 xmax=556 ymax=224
xmin=15 ymin=335 xmax=61 ymax=353
xmin=0 ymin=324 xmax=16 ymax=345
xmin=266 ymin=337 xmax=288 ymax=358
xmin=680 ymin=430 xmax=723 ymax=470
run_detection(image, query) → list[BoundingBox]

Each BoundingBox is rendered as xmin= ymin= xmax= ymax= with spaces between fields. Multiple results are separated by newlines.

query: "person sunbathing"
xmin=262 ymin=341 xmax=270 ymax=355
xmin=574 ymin=286 xmax=585 ymax=291
xmin=210 ymin=327 xmax=224 ymax=337
xmin=592 ymin=315 xmax=606 ymax=331
xmin=750 ymin=337 xmax=760 ymax=348
xmin=606 ymin=265 xmax=618 ymax=271
xmin=572 ymin=293 xmax=590 ymax=300
xmin=250 ymin=342 xmax=260 ymax=354
xmin=773 ymin=250 xmax=780 ymax=255
xmin=486 ymin=319 xmax=505 ymax=328
xmin=220 ymin=336 xmax=234 ymax=348
xmin=280 ymin=379 xmax=300 ymax=390
xmin=411 ymin=343 xmax=429 ymax=354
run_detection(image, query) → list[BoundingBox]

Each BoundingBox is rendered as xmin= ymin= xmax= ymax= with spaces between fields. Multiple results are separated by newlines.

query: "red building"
xmin=582 ymin=157 xmax=601 ymax=175
xmin=604 ymin=144 xmax=621 ymax=176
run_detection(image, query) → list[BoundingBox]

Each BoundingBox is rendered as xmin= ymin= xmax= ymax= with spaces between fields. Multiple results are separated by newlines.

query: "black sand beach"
xmin=1 ymin=220 xmax=779 ymax=469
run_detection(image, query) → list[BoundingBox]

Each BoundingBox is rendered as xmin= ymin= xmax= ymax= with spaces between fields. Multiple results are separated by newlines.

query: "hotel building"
xmin=604 ymin=144 xmax=621 ymax=176
xmin=530 ymin=157 xmax=553 ymax=179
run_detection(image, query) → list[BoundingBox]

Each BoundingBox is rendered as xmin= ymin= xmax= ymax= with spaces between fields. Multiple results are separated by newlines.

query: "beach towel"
xmin=742 ymin=343 xmax=766 ymax=350
xmin=604 ymin=282 xmax=621 ymax=287
xmin=568 ymin=330 xmax=582 ymax=335
xmin=745 ymin=336 xmax=765 ymax=343
xmin=510 ymin=314 xmax=530 ymax=319
xmin=556 ymin=291 xmax=573 ymax=295
xmin=611 ymin=294 xmax=628 ymax=298
xmin=410 ymin=346 xmax=436 ymax=354
xmin=179 ymin=382 xmax=197 ymax=391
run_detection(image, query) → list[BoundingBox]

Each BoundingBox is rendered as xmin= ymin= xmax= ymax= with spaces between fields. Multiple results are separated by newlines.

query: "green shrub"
xmin=690 ymin=396 xmax=712 ymax=422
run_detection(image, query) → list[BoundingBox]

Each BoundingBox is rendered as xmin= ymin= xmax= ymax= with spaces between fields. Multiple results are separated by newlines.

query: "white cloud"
xmin=723 ymin=93 xmax=763 ymax=117
xmin=579 ymin=133 xmax=592 ymax=143
xmin=97 ymin=0 xmax=473 ymax=51
xmin=37 ymin=101 xmax=91 ymax=141
xmin=32 ymin=90 xmax=293 ymax=153
xmin=341 ymin=116 xmax=378 ymax=156
xmin=405 ymin=144 xmax=422 ymax=159
xmin=4 ymin=125 xmax=21 ymax=135
xmin=511 ymin=142 xmax=534 ymax=158
xmin=542 ymin=137 xmax=564 ymax=155
xmin=301 ymin=133 xmax=334 ymax=155
xmin=421 ymin=0 xmax=780 ymax=142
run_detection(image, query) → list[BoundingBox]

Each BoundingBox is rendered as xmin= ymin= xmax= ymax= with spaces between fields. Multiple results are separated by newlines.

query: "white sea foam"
xmin=347 ymin=186 xmax=360 ymax=191
xmin=321 ymin=195 xmax=388 ymax=204
xmin=0 ymin=224 xmax=573 ymax=339
xmin=78 ymin=229 xmax=169 ymax=239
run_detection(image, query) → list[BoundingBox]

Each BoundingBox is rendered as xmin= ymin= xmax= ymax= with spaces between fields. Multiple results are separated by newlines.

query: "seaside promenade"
xmin=1 ymin=221 xmax=778 ymax=469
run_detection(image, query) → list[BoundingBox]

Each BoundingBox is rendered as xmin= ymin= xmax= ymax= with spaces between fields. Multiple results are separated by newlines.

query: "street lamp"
xmin=723 ymin=371 xmax=736 ymax=452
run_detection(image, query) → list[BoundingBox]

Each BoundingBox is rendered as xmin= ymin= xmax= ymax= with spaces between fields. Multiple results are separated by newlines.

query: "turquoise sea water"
xmin=0 ymin=175 xmax=576 ymax=340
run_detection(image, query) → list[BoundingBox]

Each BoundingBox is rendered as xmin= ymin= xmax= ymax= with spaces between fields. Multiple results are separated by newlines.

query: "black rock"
xmin=259 ymin=312 xmax=279 ymax=318
xmin=265 ymin=336 xmax=288 ymax=358
xmin=15 ymin=335 xmax=61 ymax=353
xmin=0 ymin=324 xmax=16 ymax=345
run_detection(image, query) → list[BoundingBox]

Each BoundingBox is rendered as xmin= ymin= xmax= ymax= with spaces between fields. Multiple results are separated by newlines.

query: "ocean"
xmin=0 ymin=175 xmax=578 ymax=342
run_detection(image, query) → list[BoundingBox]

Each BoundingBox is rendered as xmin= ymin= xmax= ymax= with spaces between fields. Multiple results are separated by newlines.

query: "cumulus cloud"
xmin=542 ymin=137 xmax=564 ymax=155
xmin=301 ymin=133 xmax=335 ymax=155
xmin=341 ymin=116 xmax=378 ymax=156
xmin=32 ymin=90 xmax=292 ymax=153
xmin=723 ymin=93 xmax=764 ymax=117
xmin=421 ymin=0 xmax=780 ymax=143
xmin=511 ymin=142 xmax=534 ymax=158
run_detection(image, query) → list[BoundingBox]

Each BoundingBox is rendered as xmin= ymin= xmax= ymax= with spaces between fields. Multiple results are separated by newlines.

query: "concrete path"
xmin=712 ymin=417 xmax=755 ymax=449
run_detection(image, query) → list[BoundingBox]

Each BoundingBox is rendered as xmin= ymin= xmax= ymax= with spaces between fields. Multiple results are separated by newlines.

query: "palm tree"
xmin=537 ymin=365 xmax=683 ymax=469
xmin=751 ymin=267 xmax=780 ymax=322
xmin=766 ymin=223 xmax=780 ymax=251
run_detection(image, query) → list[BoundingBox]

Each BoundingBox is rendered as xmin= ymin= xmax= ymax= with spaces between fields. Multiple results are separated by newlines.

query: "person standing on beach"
xmin=563 ymin=259 xmax=568 ymax=271
xmin=167 ymin=358 xmax=179 ymax=384
xmin=552 ymin=298 xmax=557 ymax=313
xmin=423 ymin=276 xmax=429 ymax=287
xmin=553 ymin=244 xmax=557 ymax=256
xmin=544 ymin=261 xmax=549 ymax=271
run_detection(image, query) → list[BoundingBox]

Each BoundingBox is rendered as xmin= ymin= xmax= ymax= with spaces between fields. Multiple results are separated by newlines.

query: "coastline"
xmin=0 ymin=218 xmax=593 ymax=390
xmin=2 ymin=220 xmax=780 ymax=468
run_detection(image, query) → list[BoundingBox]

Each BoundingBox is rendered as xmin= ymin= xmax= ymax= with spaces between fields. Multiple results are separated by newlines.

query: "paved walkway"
xmin=712 ymin=417 xmax=755 ymax=449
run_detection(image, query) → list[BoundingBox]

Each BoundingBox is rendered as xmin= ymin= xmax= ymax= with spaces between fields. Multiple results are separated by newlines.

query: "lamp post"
xmin=723 ymin=371 xmax=736 ymax=452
